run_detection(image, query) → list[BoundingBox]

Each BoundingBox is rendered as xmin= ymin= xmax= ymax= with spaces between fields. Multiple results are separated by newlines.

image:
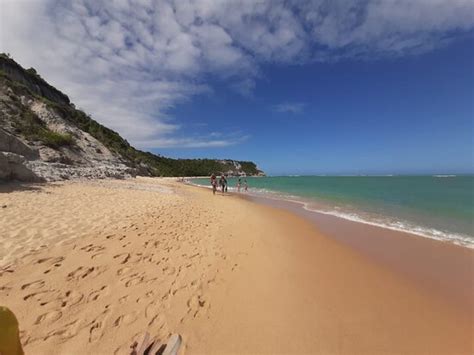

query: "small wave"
xmin=188 ymin=180 xmax=473 ymax=249
xmin=433 ymin=175 xmax=456 ymax=178
xmin=186 ymin=180 xmax=241 ymax=193
xmin=300 ymin=204 xmax=473 ymax=249
xmin=244 ymin=187 xmax=474 ymax=249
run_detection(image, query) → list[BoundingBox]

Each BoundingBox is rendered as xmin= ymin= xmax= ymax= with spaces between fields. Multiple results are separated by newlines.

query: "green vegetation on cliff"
xmin=9 ymin=106 xmax=74 ymax=149
xmin=37 ymin=99 xmax=260 ymax=176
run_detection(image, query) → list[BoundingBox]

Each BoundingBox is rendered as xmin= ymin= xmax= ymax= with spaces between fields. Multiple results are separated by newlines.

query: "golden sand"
xmin=0 ymin=178 xmax=472 ymax=354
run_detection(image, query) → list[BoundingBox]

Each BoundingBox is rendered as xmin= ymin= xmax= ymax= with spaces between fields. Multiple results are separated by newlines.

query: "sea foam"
xmin=187 ymin=178 xmax=474 ymax=249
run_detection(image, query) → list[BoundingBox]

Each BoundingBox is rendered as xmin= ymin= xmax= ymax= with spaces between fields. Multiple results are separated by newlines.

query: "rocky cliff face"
xmin=0 ymin=57 xmax=70 ymax=106
xmin=0 ymin=55 xmax=263 ymax=182
xmin=0 ymin=59 xmax=135 ymax=181
xmin=217 ymin=160 xmax=265 ymax=177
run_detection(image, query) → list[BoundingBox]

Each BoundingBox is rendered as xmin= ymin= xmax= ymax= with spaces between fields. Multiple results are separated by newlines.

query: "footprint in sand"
xmin=20 ymin=331 xmax=33 ymax=347
xmin=87 ymin=285 xmax=109 ymax=302
xmin=189 ymin=280 xmax=202 ymax=290
xmin=145 ymin=301 xmax=168 ymax=328
xmin=123 ymin=275 xmax=145 ymax=288
xmin=118 ymin=295 xmax=129 ymax=304
xmin=36 ymin=256 xmax=64 ymax=265
xmin=91 ymin=252 xmax=104 ymax=259
xmin=43 ymin=261 xmax=64 ymax=274
xmin=171 ymin=284 xmax=188 ymax=296
xmin=117 ymin=266 xmax=132 ymax=276
xmin=113 ymin=253 xmax=131 ymax=264
xmin=145 ymin=300 xmax=161 ymax=319
xmin=0 ymin=264 xmax=15 ymax=277
xmin=0 ymin=283 xmax=13 ymax=293
xmin=141 ymin=253 xmax=156 ymax=264
xmin=21 ymin=280 xmax=45 ymax=290
xmin=144 ymin=239 xmax=161 ymax=249
xmin=80 ymin=244 xmax=105 ymax=253
xmin=43 ymin=319 xmax=80 ymax=343
xmin=34 ymin=310 xmax=62 ymax=325
xmin=162 ymin=266 xmax=176 ymax=276
xmin=148 ymin=313 xmax=167 ymax=328
xmin=88 ymin=309 xmax=110 ymax=343
xmin=145 ymin=276 xmax=159 ymax=285
xmin=113 ymin=331 xmax=147 ymax=355
xmin=113 ymin=312 xmax=138 ymax=327
xmin=66 ymin=266 xmax=106 ymax=281
xmin=60 ymin=290 xmax=84 ymax=308
xmin=23 ymin=290 xmax=51 ymax=301
xmin=207 ymin=275 xmax=217 ymax=286
xmin=185 ymin=294 xmax=209 ymax=320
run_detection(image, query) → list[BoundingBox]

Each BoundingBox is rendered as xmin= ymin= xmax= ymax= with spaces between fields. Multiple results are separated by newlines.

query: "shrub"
xmin=40 ymin=131 xmax=74 ymax=148
xmin=13 ymin=110 xmax=45 ymax=138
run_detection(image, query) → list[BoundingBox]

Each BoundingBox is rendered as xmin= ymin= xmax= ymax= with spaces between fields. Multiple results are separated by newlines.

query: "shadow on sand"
xmin=0 ymin=181 xmax=47 ymax=194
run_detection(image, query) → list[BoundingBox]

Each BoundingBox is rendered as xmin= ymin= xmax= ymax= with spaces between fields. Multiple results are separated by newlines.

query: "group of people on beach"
xmin=210 ymin=174 xmax=248 ymax=195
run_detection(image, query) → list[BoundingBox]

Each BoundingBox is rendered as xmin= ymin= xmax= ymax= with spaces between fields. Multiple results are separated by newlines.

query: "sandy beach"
xmin=0 ymin=177 xmax=472 ymax=354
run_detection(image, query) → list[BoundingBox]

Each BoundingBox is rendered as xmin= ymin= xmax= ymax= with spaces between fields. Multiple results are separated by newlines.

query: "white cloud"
xmin=301 ymin=0 xmax=474 ymax=60
xmin=1 ymin=0 xmax=473 ymax=148
xmin=138 ymin=133 xmax=250 ymax=149
xmin=273 ymin=102 xmax=307 ymax=114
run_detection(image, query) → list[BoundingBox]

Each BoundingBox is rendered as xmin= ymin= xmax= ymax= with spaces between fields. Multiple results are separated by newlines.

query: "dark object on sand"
xmin=0 ymin=306 xmax=24 ymax=355
xmin=130 ymin=332 xmax=182 ymax=355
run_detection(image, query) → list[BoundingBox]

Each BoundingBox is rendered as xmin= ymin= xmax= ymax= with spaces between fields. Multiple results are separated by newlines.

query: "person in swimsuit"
xmin=237 ymin=177 xmax=241 ymax=192
xmin=219 ymin=175 xmax=227 ymax=194
xmin=210 ymin=173 xmax=217 ymax=195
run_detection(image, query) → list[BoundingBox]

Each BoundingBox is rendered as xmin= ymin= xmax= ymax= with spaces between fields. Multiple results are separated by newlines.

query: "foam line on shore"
xmin=186 ymin=179 xmax=474 ymax=249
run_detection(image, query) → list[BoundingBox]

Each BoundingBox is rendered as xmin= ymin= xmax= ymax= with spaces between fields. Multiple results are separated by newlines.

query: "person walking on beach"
xmin=237 ymin=177 xmax=242 ymax=192
xmin=244 ymin=179 xmax=248 ymax=192
xmin=210 ymin=173 xmax=217 ymax=195
xmin=219 ymin=175 xmax=227 ymax=195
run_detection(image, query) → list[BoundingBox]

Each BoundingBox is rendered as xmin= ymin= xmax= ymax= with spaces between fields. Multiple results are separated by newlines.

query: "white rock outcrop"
xmin=0 ymin=100 xmax=135 ymax=182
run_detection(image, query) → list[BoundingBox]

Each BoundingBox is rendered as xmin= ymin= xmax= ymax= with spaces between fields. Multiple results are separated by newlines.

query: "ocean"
xmin=190 ymin=175 xmax=474 ymax=248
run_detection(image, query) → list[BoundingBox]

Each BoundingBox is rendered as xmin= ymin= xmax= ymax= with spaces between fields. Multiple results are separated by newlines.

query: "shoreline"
xmin=1 ymin=178 xmax=472 ymax=354
xmin=244 ymin=193 xmax=474 ymax=312
xmin=187 ymin=180 xmax=474 ymax=312
xmin=185 ymin=179 xmax=474 ymax=249
xmin=181 ymin=182 xmax=474 ymax=354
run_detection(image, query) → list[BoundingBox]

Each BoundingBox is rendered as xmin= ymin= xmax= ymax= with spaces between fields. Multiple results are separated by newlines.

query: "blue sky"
xmin=1 ymin=0 xmax=473 ymax=175
xmin=163 ymin=37 xmax=474 ymax=175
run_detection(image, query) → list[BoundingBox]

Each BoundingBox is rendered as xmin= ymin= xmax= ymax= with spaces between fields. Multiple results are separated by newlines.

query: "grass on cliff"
xmin=40 ymin=131 xmax=74 ymax=148
xmin=13 ymin=109 xmax=74 ymax=148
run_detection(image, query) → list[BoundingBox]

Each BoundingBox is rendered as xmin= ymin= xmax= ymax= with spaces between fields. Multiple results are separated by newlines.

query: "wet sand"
xmin=0 ymin=178 xmax=472 ymax=354
xmin=248 ymin=194 xmax=474 ymax=312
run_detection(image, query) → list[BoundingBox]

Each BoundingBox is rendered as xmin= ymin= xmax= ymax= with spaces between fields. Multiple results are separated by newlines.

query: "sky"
xmin=1 ymin=0 xmax=473 ymax=175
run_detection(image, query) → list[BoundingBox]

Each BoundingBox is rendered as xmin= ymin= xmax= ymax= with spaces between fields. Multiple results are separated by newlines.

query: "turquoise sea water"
xmin=190 ymin=176 xmax=474 ymax=248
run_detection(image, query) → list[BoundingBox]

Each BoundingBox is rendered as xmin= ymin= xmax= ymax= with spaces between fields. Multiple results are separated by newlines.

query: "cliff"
xmin=0 ymin=54 xmax=264 ymax=182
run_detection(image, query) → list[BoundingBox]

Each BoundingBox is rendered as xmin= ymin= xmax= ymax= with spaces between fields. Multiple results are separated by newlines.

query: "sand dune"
xmin=0 ymin=178 xmax=472 ymax=354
